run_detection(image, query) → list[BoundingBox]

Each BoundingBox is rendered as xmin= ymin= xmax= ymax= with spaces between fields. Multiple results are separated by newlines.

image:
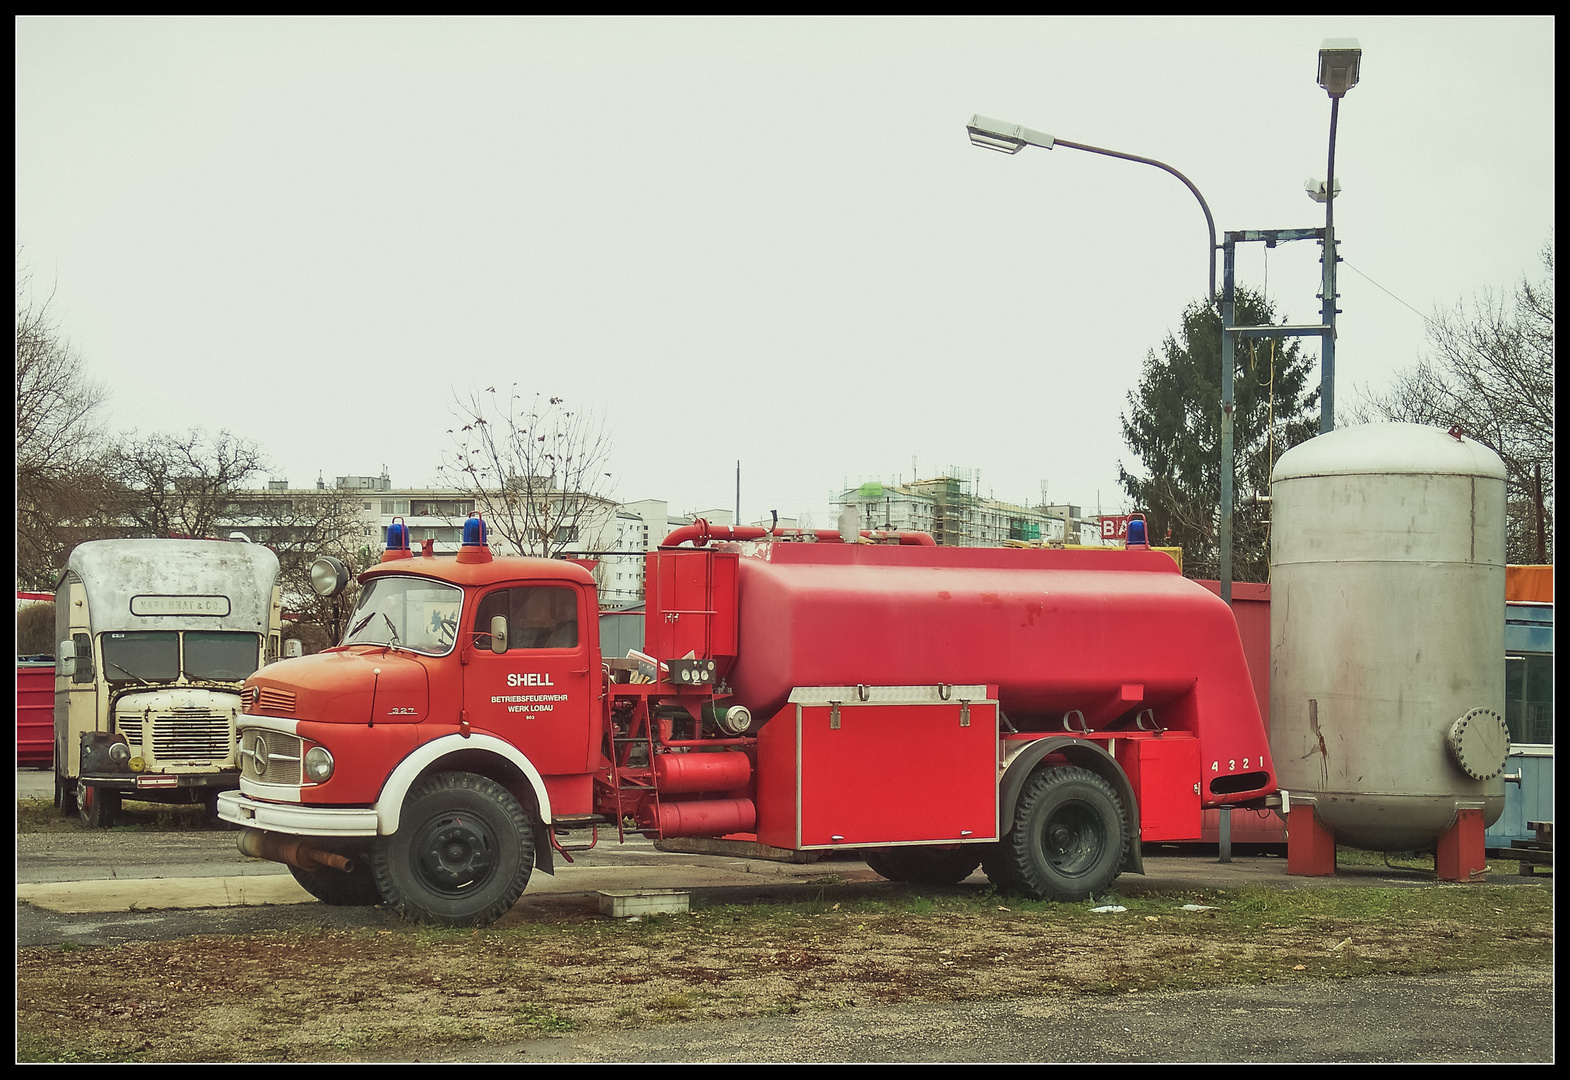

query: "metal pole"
xmin=1052 ymin=138 xmax=1219 ymax=310
xmin=1220 ymin=239 xmax=1237 ymax=607
xmin=1320 ymin=97 xmax=1340 ymax=434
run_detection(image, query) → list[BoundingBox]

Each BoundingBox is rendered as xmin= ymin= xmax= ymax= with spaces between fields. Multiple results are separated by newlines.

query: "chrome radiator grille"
xmin=239 ymin=729 xmax=303 ymax=785
xmin=115 ymin=700 xmax=237 ymax=764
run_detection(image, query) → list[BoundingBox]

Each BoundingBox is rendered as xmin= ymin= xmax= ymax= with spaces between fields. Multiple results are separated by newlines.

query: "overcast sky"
xmin=16 ymin=16 xmax=1554 ymax=529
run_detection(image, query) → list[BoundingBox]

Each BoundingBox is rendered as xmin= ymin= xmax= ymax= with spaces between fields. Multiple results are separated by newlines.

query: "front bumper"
xmin=80 ymin=771 xmax=240 ymax=793
xmin=217 ymin=790 xmax=379 ymax=837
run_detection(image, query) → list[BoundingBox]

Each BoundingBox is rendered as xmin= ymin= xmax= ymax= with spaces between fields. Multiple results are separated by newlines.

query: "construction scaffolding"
xmin=832 ymin=473 xmax=1099 ymax=548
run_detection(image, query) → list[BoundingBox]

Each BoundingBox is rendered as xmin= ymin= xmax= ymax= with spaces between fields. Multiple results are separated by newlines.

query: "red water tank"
xmin=722 ymin=543 xmax=1273 ymax=802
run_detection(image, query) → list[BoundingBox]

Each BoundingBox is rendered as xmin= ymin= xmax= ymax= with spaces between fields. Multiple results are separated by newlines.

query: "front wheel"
xmin=372 ymin=773 xmax=535 ymax=927
xmin=289 ymin=860 xmax=383 ymax=906
xmin=999 ymin=766 xmax=1127 ymax=902
xmin=78 ymin=782 xmax=120 ymax=829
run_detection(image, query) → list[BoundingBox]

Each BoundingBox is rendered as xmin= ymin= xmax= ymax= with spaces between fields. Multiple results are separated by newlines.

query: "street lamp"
xmin=966 ymin=115 xmax=1218 ymax=310
xmin=1315 ymin=38 xmax=1361 ymax=433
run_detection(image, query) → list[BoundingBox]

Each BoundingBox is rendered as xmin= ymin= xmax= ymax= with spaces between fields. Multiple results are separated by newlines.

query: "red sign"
xmin=1099 ymin=515 xmax=1132 ymax=541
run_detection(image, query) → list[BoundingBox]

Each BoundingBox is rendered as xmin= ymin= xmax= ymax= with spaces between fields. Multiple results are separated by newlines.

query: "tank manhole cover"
xmin=1446 ymin=707 xmax=1510 ymax=780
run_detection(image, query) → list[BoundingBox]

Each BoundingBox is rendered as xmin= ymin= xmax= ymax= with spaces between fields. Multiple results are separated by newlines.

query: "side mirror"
xmin=58 ymin=640 xmax=76 ymax=678
xmin=490 ymin=615 xmax=508 ymax=655
xmin=285 ymin=639 xmax=304 ymax=658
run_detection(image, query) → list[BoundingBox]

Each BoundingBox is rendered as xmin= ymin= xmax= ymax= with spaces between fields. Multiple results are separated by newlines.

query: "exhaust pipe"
xmin=237 ymin=828 xmax=354 ymax=873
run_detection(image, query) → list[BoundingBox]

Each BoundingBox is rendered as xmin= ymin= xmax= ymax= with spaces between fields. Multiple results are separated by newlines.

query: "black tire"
xmin=57 ymin=771 xmax=79 ymax=816
xmin=78 ymin=782 xmax=120 ymax=829
xmin=1001 ymin=766 xmax=1127 ymax=902
xmin=372 ymin=772 xmax=535 ymax=927
xmin=289 ymin=861 xmax=383 ymax=907
xmin=864 ymin=847 xmax=982 ymax=885
xmin=980 ymin=842 xmax=1023 ymax=894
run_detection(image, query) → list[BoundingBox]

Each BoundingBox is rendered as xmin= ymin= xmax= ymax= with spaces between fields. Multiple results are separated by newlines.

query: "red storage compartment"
xmin=756 ymin=689 xmax=1000 ymax=850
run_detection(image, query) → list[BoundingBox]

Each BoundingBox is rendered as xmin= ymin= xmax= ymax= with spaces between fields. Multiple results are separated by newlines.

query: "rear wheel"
xmin=78 ymin=782 xmax=120 ymax=829
xmin=864 ymin=847 xmax=982 ymax=885
xmin=57 ymin=771 xmax=79 ymax=816
xmin=1000 ymin=766 xmax=1126 ymax=901
xmin=372 ymin=773 xmax=535 ymax=927
xmin=289 ymin=860 xmax=383 ymax=906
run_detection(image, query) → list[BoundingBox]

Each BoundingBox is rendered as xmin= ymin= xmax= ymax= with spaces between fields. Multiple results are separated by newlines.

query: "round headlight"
xmin=108 ymin=741 xmax=131 ymax=764
xmin=309 ymin=556 xmax=350 ymax=598
xmin=304 ymin=746 xmax=335 ymax=783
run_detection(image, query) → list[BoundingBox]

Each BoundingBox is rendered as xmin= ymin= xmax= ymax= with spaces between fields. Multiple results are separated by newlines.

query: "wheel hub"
xmin=1043 ymin=803 xmax=1103 ymax=875
xmin=414 ymin=814 xmax=496 ymax=893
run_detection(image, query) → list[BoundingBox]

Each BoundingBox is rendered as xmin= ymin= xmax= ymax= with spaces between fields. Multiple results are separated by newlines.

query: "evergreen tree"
xmin=1118 ymin=289 xmax=1320 ymax=581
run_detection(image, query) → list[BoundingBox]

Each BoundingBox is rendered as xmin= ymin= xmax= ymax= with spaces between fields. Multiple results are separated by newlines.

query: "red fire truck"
xmin=219 ymin=516 xmax=1277 ymax=926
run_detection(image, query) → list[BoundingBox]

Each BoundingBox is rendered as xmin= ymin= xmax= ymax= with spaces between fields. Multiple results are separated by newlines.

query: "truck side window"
xmin=72 ymin=632 xmax=94 ymax=684
xmin=473 ymin=587 xmax=578 ymax=651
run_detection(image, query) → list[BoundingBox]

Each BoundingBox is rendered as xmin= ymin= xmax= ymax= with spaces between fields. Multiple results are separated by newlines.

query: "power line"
xmin=1341 ymin=259 xmax=1432 ymax=325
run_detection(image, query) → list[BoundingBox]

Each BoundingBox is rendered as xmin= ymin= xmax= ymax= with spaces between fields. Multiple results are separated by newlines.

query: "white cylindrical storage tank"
xmin=1270 ymin=423 xmax=1508 ymax=850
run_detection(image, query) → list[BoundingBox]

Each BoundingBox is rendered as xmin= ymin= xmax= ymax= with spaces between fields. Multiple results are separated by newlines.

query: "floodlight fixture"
xmin=1317 ymin=38 xmax=1362 ymax=98
xmin=1304 ymin=176 xmax=1343 ymax=204
xmin=966 ymin=115 xmax=1054 ymax=155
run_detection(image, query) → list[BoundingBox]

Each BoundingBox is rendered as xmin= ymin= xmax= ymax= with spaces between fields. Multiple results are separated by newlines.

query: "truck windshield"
xmin=343 ymin=577 xmax=464 ymax=656
xmin=184 ymin=631 xmax=261 ymax=681
xmin=102 ymin=631 xmax=179 ymax=683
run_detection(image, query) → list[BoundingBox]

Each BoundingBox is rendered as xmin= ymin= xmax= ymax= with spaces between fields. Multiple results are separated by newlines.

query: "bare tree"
xmin=1353 ymin=241 xmax=1554 ymax=563
xmin=224 ymin=484 xmax=374 ymax=649
xmin=441 ymin=388 xmax=616 ymax=558
xmin=103 ymin=429 xmax=267 ymax=540
xmin=15 ymin=254 xmax=110 ymax=589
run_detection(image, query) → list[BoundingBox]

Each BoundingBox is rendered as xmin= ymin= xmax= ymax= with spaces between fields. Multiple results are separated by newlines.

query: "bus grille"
xmin=117 ymin=705 xmax=235 ymax=764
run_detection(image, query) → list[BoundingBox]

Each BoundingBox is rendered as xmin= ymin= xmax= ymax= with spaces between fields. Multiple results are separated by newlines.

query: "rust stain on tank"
xmin=1022 ymin=600 xmax=1042 ymax=626
xmin=1301 ymin=697 xmax=1330 ymax=788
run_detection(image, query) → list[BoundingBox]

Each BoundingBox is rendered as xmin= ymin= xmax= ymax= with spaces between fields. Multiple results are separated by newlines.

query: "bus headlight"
xmin=304 ymin=746 xmax=335 ymax=783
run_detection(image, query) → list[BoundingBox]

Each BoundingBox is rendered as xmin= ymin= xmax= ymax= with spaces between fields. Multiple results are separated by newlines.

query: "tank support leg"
xmin=1287 ymin=803 xmax=1336 ymax=876
xmin=1436 ymin=808 xmax=1488 ymax=882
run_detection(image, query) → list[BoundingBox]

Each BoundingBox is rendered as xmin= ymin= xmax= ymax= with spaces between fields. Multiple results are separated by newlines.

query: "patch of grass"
xmin=17 ymin=880 xmax=1550 ymax=1063
xmin=18 ymin=795 xmax=217 ymax=834
xmin=511 ymin=1004 xmax=576 ymax=1033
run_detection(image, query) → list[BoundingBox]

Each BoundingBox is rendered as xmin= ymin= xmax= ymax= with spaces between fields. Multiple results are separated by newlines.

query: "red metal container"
xmin=17 ymin=659 xmax=55 ymax=768
xmin=722 ymin=543 xmax=1274 ymax=806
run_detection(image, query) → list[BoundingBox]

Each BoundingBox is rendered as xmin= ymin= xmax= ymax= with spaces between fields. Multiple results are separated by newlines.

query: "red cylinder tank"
xmin=723 ymin=543 xmax=1272 ymax=797
xmin=652 ymin=797 xmax=756 ymax=838
xmin=652 ymin=749 xmax=753 ymax=794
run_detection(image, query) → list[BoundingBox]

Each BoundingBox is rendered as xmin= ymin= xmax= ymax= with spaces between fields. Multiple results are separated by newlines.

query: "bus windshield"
xmin=184 ymin=631 xmax=261 ymax=681
xmin=102 ymin=631 xmax=179 ymax=683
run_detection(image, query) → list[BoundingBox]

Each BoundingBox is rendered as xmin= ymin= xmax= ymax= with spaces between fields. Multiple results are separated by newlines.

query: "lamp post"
xmin=1314 ymin=38 xmax=1361 ymax=433
xmin=966 ymin=116 xmax=1218 ymax=311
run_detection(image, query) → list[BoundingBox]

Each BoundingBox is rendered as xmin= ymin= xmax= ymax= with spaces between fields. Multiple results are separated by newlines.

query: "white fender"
xmin=374 ymin=733 xmax=554 ymax=834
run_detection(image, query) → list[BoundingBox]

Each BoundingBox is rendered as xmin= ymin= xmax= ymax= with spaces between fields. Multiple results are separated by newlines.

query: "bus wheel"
xmin=78 ymin=782 xmax=120 ymax=829
xmin=372 ymin=772 xmax=535 ymax=927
